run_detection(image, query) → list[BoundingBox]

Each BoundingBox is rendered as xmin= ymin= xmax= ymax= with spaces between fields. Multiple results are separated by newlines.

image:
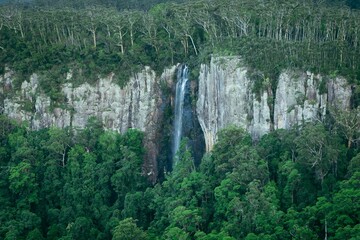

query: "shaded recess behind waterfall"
xmin=160 ymin=65 xmax=205 ymax=174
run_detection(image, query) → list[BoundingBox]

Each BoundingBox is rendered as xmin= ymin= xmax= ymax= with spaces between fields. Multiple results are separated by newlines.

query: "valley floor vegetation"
xmin=0 ymin=115 xmax=359 ymax=239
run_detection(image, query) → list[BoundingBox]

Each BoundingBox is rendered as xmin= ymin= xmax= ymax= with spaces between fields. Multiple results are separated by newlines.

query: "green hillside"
xmin=0 ymin=0 xmax=359 ymax=239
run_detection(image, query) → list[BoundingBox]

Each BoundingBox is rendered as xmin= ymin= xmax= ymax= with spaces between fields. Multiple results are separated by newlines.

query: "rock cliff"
xmin=0 ymin=66 xmax=177 ymax=181
xmin=1 ymin=56 xmax=354 ymax=173
xmin=273 ymin=71 xmax=351 ymax=130
xmin=197 ymin=56 xmax=352 ymax=152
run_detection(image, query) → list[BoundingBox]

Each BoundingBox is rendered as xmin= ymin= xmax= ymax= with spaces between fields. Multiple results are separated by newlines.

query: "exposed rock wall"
xmin=273 ymin=71 xmax=351 ymax=130
xmin=197 ymin=57 xmax=270 ymax=151
xmin=1 ymin=66 xmax=177 ymax=181
xmin=197 ymin=56 xmax=352 ymax=152
xmin=1 ymin=56 xmax=354 ymax=174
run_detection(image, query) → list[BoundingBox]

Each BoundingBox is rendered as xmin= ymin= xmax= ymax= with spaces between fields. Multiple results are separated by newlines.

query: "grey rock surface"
xmin=1 ymin=66 xmax=177 ymax=181
xmin=197 ymin=56 xmax=352 ymax=152
xmin=1 ymin=56 xmax=353 ymax=171
xmin=197 ymin=57 xmax=270 ymax=151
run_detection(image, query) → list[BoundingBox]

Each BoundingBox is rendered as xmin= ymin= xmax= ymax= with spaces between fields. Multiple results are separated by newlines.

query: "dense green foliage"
xmin=0 ymin=116 xmax=150 ymax=239
xmin=0 ymin=114 xmax=359 ymax=239
xmin=31 ymin=0 xmax=189 ymax=11
xmin=1 ymin=0 xmax=360 ymax=239
xmin=1 ymin=0 xmax=359 ymax=93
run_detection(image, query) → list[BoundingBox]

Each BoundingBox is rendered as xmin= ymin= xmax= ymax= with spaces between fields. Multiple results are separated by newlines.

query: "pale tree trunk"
xmin=62 ymin=150 xmax=66 ymax=167
xmin=163 ymin=25 xmax=174 ymax=64
xmin=18 ymin=22 xmax=24 ymax=38
xmin=55 ymin=25 xmax=61 ymax=43
xmin=126 ymin=11 xmax=138 ymax=47
xmin=129 ymin=20 xmax=135 ymax=47
xmin=186 ymin=34 xmax=198 ymax=55
xmin=66 ymin=25 xmax=74 ymax=45
xmin=106 ymin=24 xmax=111 ymax=38
xmin=116 ymin=25 xmax=126 ymax=54
xmin=130 ymin=29 xmax=134 ymax=46
xmin=39 ymin=27 xmax=48 ymax=45
xmin=324 ymin=218 xmax=328 ymax=240
xmin=86 ymin=8 xmax=98 ymax=49
xmin=348 ymin=137 xmax=352 ymax=149
xmin=91 ymin=29 xmax=96 ymax=48
xmin=181 ymin=38 xmax=188 ymax=55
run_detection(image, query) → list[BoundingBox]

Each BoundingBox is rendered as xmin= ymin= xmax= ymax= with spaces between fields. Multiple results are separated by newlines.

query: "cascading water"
xmin=172 ymin=65 xmax=189 ymax=164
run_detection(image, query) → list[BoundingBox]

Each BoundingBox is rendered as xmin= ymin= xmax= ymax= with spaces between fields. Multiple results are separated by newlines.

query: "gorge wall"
xmin=197 ymin=56 xmax=352 ymax=152
xmin=0 ymin=56 xmax=353 ymax=178
xmin=0 ymin=66 xmax=177 ymax=182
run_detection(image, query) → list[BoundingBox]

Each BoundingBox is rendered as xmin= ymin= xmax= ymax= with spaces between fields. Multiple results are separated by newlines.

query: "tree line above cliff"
xmin=1 ymin=0 xmax=359 ymax=93
xmin=2 ymin=0 xmax=360 ymax=10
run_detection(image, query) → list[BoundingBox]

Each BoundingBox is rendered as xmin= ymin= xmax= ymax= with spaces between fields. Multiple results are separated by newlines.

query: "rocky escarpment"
xmin=197 ymin=56 xmax=352 ymax=152
xmin=0 ymin=66 xmax=177 ymax=181
xmin=196 ymin=57 xmax=271 ymax=151
xmin=274 ymin=71 xmax=351 ymax=130
xmin=1 ymin=56 xmax=354 ymax=174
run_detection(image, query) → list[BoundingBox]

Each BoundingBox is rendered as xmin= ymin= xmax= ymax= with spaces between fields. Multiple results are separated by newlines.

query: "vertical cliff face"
xmin=274 ymin=71 xmax=326 ymax=130
xmin=197 ymin=56 xmax=352 ymax=152
xmin=273 ymin=71 xmax=351 ymax=130
xmin=0 ymin=66 xmax=177 ymax=181
xmin=1 ymin=56 xmax=354 ymax=177
xmin=197 ymin=57 xmax=270 ymax=151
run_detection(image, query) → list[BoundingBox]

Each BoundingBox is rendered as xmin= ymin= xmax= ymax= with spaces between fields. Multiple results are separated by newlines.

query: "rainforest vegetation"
xmin=0 ymin=115 xmax=359 ymax=239
xmin=0 ymin=0 xmax=360 ymax=239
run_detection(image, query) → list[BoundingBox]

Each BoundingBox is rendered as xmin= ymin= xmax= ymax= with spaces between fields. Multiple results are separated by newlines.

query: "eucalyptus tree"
xmin=141 ymin=12 xmax=160 ymax=53
xmin=125 ymin=10 xmax=141 ymax=48
xmin=45 ymin=127 xmax=72 ymax=167
xmin=172 ymin=3 xmax=198 ymax=56
xmin=294 ymin=123 xmax=341 ymax=189
xmin=80 ymin=7 xmax=101 ymax=49
xmin=331 ymin=107 xmax=360 ymax=149
xmin=192 ymin=1 xmax=219 ymax=47
xmin=148 ymin=3 xmax=177 ymax=63
xmin=98 ymin=8 xmax=125 ymax=53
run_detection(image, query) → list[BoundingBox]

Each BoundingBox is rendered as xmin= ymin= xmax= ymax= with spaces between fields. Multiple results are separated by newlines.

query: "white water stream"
xmin=172 ymin=65 xmax=189 ymax=164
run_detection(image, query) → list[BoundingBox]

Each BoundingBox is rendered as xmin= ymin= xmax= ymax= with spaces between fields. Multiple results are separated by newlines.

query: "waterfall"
xmin=172 ymin=65 xmax=189 ymax=163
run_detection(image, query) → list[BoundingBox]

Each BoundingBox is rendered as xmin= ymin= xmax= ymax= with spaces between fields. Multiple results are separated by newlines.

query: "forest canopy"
xmin=0 ymin=116 xmax=359 ymax=239
xmin=1 ymin=0 xmax=360 ymax=90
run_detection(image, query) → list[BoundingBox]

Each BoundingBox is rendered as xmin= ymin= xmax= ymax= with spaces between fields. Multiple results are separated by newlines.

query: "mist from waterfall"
xmin=172 ymin=65 xmax=189 ymax=164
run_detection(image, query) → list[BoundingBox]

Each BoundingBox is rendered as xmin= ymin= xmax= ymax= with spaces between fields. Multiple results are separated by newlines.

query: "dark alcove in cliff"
xmin=156 ymin=64 xmax=205 ymax=181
